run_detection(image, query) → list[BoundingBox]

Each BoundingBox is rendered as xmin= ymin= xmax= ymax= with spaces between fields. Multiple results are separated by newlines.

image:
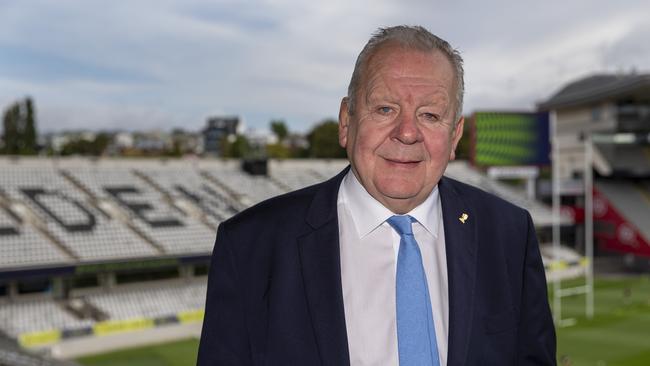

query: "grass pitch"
xmin=75 ymin=276 xmax=650 ymax=366
xmin=76 ymin=338 xmax=199 ymax=366
xmin=552 ymin=275 xmax=650 ymax=365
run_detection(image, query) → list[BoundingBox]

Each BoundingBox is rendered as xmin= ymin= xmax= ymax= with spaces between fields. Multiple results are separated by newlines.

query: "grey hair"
xmin=346 ymin=25 xmax=465 ymax=122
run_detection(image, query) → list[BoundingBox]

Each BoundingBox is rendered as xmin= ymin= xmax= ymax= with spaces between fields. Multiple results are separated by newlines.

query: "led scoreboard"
xmin=472 ymin=111 xmax=550 ymax=166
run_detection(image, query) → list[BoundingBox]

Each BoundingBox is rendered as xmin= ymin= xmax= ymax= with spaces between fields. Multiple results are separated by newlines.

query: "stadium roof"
xmin=538 ymin=73 xmax=650 ymax=110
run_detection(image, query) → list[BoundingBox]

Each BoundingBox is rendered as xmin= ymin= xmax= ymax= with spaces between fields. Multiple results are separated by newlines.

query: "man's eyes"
xmin=421 ymin=112 xmax=441 ymax=121
xmin=377 ymin=106 xmax=393 ymax=114
xmin=373 ymin=106 xmax=441 ymax=122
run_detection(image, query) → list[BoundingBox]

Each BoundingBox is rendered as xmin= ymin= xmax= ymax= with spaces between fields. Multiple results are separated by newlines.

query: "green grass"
xmin=76 ymin=338 xmax=199 ymax=366
xmin=552 ymin=275 xmax=650 ymax=366
xmin=75 ymin=276 xmax=650 ymax=366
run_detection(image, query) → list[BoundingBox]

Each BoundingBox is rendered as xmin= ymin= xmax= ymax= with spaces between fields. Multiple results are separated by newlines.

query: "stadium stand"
xmin=593 ymin=144 xmax=650 ymax=177
xmin=0 ymin=300 xmax=93 ymax=339
xmin=0 ymin=160 xmax=157 ymax=262
xmin=199 ymin=160 xmax=286 ymax=206
xmin=61 ymin=159 xmax=216 ymax=255
xmin=84 ymin=280 xmax=206 ymax=322
xmin=269 ymin=159 xmax=350 ymax=191
xmin=134 ymin=161 xmax=241 ymax=229
xmin=0 ymin=157 xmax=566 ymax=358
xmin=0 ymin=205 xmax=71 ymax=269
xmin=540 ymin=245 xmax=588 ymax=281
xmin=594 ymin=179 xmax=650 ymax=254
xmin=0 ymin=335 xmax=79 ymax=366
xmin=596 ymin=180 xmax=650 ymax=235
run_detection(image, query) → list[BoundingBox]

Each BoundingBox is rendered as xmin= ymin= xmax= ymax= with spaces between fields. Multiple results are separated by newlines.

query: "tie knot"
xmin=387 ymin=215 xmax=415 ymax=236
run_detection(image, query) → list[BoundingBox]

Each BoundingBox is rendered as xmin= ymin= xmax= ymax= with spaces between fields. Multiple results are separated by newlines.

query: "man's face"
xmin=339 ymin=44 xmax=464 ymax=214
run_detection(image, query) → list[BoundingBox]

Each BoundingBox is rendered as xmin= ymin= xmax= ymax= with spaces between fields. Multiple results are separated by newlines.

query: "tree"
xmin=307 ymin=119 xmax=347 ymax=158
xmin=270 ymin=120 xmax=289 ymax=142
xmin=23 ymin=97 xmax=37 ymax=154
xmin=220 ymin=134 xmax=250 ymax=158
xmin=1 ymin=97 xmax=38 ymax=155
xmin=2 ymin=104 xmax=20 ymax=154
xmin=60 ymin=133 xmax=111 ymax=156
xmin=266 ymin=142 xmax=291 ymax=159
xmin=267 ymin=120 xmax=292 ymax=158
xmin=92 ymin=133 xmax=111 ymax=155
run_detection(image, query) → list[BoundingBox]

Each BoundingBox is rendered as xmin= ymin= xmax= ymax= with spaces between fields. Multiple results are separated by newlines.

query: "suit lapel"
xmin=439 ymin=177 xmax=478 ymax=366
xmin=297 ymin=168 xmax=350 ymax=366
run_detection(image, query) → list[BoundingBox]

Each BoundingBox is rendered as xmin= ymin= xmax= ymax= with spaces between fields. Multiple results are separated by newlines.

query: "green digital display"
xmin=473 ymin=112 xmax=550 ymax=166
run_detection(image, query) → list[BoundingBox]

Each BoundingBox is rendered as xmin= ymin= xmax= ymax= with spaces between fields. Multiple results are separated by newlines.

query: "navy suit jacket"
xmin=197 ymin=168 xmax=556 ymax=365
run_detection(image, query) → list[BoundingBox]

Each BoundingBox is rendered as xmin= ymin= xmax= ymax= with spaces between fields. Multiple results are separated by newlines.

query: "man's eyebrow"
xmin=366 ymin=92 xmax=391 ymax=102
xmin=364 ymin=87 xmax=390 ymax=104
xmin=423 ymin=91 xmax=451 ymax=105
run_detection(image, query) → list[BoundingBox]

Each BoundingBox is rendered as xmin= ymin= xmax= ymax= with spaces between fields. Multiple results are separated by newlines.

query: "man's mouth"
xmin=383 ymin=158 xmax=422 ymax=167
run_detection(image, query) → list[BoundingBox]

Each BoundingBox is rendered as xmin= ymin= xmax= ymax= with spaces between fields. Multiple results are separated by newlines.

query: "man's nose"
xmin=392 ymin=111 xmax=423 ymax=144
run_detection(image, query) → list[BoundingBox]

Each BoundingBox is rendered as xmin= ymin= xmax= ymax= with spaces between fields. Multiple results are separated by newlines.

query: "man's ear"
xmin=339 ymin=97 xmax=351 ymax=148
xmin=449 ymin=116 xmax=465 ymax=161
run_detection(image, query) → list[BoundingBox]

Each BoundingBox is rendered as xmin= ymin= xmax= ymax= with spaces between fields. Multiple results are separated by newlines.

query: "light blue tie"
xmin=387 ymin=215 xmax=440 ymax=366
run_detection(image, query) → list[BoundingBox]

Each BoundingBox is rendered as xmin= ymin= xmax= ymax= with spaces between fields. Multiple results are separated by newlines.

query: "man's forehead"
xmin=362 ymin=48 xmax=453 ymax=93
xmin=367 ymin=43 xmax=450 ymax=69
xmin=365 ymin=80 xmax=450 ymax=101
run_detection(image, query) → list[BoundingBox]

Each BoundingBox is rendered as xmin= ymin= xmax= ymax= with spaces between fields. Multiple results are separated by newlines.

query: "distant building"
xmin=113 ymin=132 xmax=135 ymax=150
xmin=43 ymin=130 xmax=97 ymax=153
xmin=202 ymin=116 xmax=240 ymax=156
xmin=286 ymin=133 xmax=308 ymax=150
xmin=538 ymin=73 xmax=650 ymax=259
xmin=538 ymin=73 xmax=650 ymax=180
xmin=171 ymin=129 xmax=203 ymax=155
xmin=244 ymin=128 xmax=275 ymax=146
xmin=133 ymin=130 xmax=172 ymax=152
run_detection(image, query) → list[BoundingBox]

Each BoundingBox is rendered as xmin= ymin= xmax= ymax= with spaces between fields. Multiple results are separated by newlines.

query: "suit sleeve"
xmin=197 ymin=223 xmax=253 ymax=366
xmin=516 ymin=211 xmax=557 ymax=365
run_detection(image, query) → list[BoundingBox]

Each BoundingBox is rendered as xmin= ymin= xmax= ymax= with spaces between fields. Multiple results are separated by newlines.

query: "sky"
xmin=1 ymin=0 xmax=650 ymax=134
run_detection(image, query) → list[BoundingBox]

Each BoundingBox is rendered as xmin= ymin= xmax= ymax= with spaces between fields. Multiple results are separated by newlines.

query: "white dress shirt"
xmin=337 ymin=170 xmax=449 ymax=366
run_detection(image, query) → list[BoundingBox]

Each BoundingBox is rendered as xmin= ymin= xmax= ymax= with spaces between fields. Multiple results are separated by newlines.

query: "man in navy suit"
xmin=198 ymin=25 xmax=556 ymax=365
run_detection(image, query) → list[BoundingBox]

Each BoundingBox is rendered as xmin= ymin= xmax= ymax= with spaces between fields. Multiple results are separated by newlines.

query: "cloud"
xmin=1 ymin=0 xmax=650 ymax=133
xmin=602 ymin=22 xmax=650 ymax=72
xmin=463 ymin=6 xmax=650 ymax=111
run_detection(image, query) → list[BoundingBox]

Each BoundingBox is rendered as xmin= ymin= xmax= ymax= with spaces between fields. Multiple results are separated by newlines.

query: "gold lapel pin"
xmin=459 ymin=213 xmax=469 ymax=224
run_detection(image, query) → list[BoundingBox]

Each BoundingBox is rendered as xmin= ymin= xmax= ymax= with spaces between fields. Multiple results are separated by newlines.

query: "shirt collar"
xmin=339 ymin=169 xmax=440 ymax=238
